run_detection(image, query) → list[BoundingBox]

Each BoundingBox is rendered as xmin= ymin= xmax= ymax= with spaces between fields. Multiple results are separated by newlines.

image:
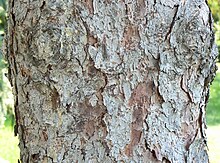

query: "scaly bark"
xmin=4 ymin=0 xmax=217 ymax=162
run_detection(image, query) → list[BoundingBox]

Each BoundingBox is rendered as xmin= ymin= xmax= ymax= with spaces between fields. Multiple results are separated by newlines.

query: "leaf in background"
xmin=0 ymin=0 xmax=6 ymax=11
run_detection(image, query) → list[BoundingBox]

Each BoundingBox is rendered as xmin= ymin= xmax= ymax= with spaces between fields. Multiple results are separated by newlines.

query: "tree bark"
xmin=4 ymin=0 xmax=218 ymax=162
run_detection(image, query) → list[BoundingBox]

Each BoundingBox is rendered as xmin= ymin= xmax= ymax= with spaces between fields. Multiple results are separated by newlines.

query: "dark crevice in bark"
xmin=31 ymin=153 xmax=40 ymax=163
xmin=11 ymin=13 xmax=16 ymax=27
xmin=21 ymin=8 xmax=30 ymax=25
xmin=102 ymin=36 xmax=108 ymax=59
xmin=49 ymin=156 xmax=54 ymax=163
xmin=200 ymin=35 xmax=204 ymax=43
xmin=80 ymin=16 xmax=95 ymax=65
xmin=40 ymin=1 xmax=46 ymax=10
xmin=14 ymin=72 xmax=19 ymax=137
xmin=205 ymin=0 xmax=213 ymax=32
xmin=164 ymin=5 xmax=179 ymax=42
xmin=100 ymin=71 xmax=108 ymax=93
xmin=144 ymin=140 xmax=159 ymax=162
xmin=101 ymin=139 xmax=110 ymax=157
xmin=13 ymin=111 xmax=18 ymax=136
xmin=76 ymin=16 xmax=110 ymax=157
xmin=51 ymin=87 xmax=60 ymax=110
xmin=185 ymin=128 xmax=198 ymax=151
xmin=156 ymin=86 xmax=165 ymax=103
xmin=204 ymin=89 xmax=210 ymax=105
xmin=152 ymin=0 xmax=157 ymax=8
xmin=151 ymin=150 xmax=158 ymax=160
xmin=75 ymin=57 xmax=84 ymax=72
xmin=81 ymin=148 xmax=86 ymax=161
xmin=162 ymin=157 xmax=171 ymax=163
xmin=198 ymin=106 xmax=207 ymax=145
xmin=83 ymin=44 xmax=89 ymax=65
xmin=180 ymin=76 xmax=193 ymax=102
xmin=11 ymin=0 xmax=16 ymax=26
xmin=125 ymin=3 xmax=129 ymax=16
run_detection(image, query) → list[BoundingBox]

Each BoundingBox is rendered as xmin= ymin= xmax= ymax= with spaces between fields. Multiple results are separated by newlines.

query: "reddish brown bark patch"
xmin=132 ymin=106 xmax=144 ymax=130
xmin=83 ymin=120 xmax=96 ymax=138
xmin=125 ymin=81 xmax=154 ymax=157
xmin=76 ymin=97 xmax=107 ymax=140
xmin=19 ymin=64 xmax=31 ymax=77
xmin=121 ymin=25 xmax=140 ymax=50
xmin=88 ymin=35 xmax=98 ymax=47
xmin=125 ymin=129 xmax=142 ymax=157
xmin=129 ymin=81 xmax=153 ymax=107
xmin=51 ymin=87 xmax=60 ymax=110
xmin=78 ymin=99 xmax=106 ymax=119
xmin=83 ymin=0 xmax=94 ymax=14
xmin=181 ymin=122 xmax=198 ymax=150
xmin=41 ymin=129 xmax=48 ymax=141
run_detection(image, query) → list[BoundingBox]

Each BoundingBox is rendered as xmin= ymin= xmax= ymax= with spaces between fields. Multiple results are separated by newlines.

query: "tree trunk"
xmin=4 ymin=0 xmax=217 ymax=162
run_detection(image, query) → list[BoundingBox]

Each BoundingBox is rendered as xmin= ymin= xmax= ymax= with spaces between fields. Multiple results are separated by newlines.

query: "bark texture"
xmin=4 ymin=0 xmax=217 ymax=162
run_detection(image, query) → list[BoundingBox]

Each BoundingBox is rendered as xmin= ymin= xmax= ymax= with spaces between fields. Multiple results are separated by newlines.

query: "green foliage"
xmin=208 ymin=0 xmax=220 ymax=61
xmin=0 ymin=0 xmax=6 ymax=41
xmin=0 ymin=0 xmax=12 ymax=127
xmin=207 ymin=66 xmax=220 ymax=126
xmin=214 ymin=22 xmax=220 ymax=61
xmin=208 ymin=0 xmax=220 ymax=22
xmin=0 ymin=127 xmax=20 ymax=162
xmin=0 ymin=0 xmax=6 ymax=11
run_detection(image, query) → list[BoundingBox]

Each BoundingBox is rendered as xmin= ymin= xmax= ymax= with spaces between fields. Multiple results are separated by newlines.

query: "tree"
xmin=3 ymin=0 xmax=218 ymax=162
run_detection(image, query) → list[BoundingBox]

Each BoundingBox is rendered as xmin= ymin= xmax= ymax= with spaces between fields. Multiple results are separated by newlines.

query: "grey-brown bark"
xmin=4 ymin=0 xmax=217 ymax=162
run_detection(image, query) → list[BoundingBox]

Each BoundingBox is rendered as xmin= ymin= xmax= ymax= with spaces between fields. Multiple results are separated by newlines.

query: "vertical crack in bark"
xmin=153 ymin=0 xmax=157 ymax=8
xmin=102 ymin=35 xmax=108 ymax=59
xmin=185 ymin=128 xmax=198 ymax=151
xmin=164 ymin=5 xmax=179 ymax=42
xmin=180 ymin=76 xmax=193 ymax=102
xmin=79 ymin=15 xmax=93 ymax=64
xmin=78 ymin=15 xmax=111 ymax=159
xmin=125 ymin=3 xmax=129 ymax=16
xmin=51 ymin=87 xmax=60 ymax=110
xmin=75 ymin=57 xmax=84 ymax=72
xmin=198 ymin=105 xmax=207 ymax=145
xmin=11 ymin=0 xmax=16 ymax=27
xmin=40 ymin=1 xmax=46 ymax=10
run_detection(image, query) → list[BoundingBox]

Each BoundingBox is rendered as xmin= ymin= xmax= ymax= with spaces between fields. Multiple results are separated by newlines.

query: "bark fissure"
xmin=40 ymin=1 xmax=46 ymax=11
xmin=164 ymin=5 xmax=179 ymax=41
xmin=180 ymin=76 xmax=193 ymax=102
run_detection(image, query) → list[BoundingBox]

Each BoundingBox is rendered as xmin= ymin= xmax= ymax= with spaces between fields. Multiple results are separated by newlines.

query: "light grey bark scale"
xmin=3 ymin=0 xmax=217 ymax=162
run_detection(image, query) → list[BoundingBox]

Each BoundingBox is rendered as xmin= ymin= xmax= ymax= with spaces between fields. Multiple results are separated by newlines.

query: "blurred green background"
xmin=0 ymin=0 xmax=219 ymax=162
